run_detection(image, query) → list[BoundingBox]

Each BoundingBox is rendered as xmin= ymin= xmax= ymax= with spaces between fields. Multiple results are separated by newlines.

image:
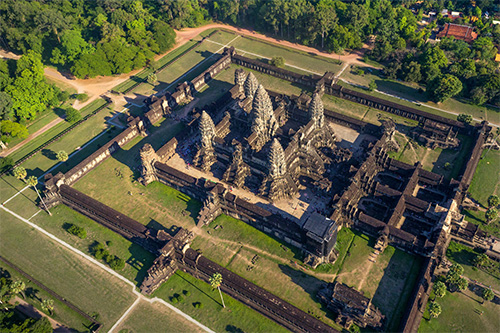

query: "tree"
xmin=428 ymin=301 xmax=441 ymax=318
xmin=10 ymin=280 xmax=26 ymax=299
xmin=428 ymin=74 xmax=463 ymax=103
xmin=402 ymin=61 xmax=422 ymax=83
xmin=209 ymin=272 xmax=225 ymax=308
xmin=151 ymin=21 xmax=176 ymax=53
xmin=487 ymin=195 xmax=499 ymax=208
xmin=457 ymin=113 xmax=473 ymax=125
xmin=65 ymin=107 xmax=81 ymax=123
xmin=433 ymin=281 xmax=446 ymax=298
xmin=26 ymin=176 xmax=51 ymax=216
xmin=1 ymin=120 xmax=28 ymax=142
xmin=270 ymin=56 xmax=285 ymax=68
xmin=368 ymin=80 xmax=377 ymax=92
xmin=482 ymin=288 xmax=494 ymax=303
xmin=67 ymin=224 xmax=86 ymax=239
xmin=315 ymin=0 xmax=337 ymax=49
xmin=12 ymin=166 xmax=27 ymax=182
xmin=56 ymin=150 xmax=68 ymax=162
xmin=41 ymin=299 xmax=54 ymax=315
xmin=147 ymin=73 xmax=158 ymax=85
xmin=474 ymin=253 xmax=490 ymax=268
xmin=457 ymin=277 xmax=468 ymax=291
xmin=485 ymin=208 xmax=498 ymax=223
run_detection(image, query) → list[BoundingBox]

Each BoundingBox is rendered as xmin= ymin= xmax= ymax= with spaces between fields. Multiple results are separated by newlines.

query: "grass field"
xmin=113 ymin=300 xmax=205 ymax=333
xmin=446 ymin=241 xmax=500 ymax=291
xmin=334 ymin=232 xmax=422 ymax=331
xmin=418 ymin=288 xmax=499 ymax=332
xmin=340 ymin=66 xmax=499 ymax=125
xmin=72 ymin=120 xmax=199 ymax=231
xmin=0 ymin=210 xmax=136 ymax=331
xmin=226 ymin=33 xmax=343 ymax=75
xmin=464 ymin=150 xmax=500 ymax=236
xmin=154 ymin=271 xmax=288 ymax=333
xmin=0 ymin=261 xmax=94 ymax=331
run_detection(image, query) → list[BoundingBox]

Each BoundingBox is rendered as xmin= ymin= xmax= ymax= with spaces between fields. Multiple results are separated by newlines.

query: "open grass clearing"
xmin=133 ymin=41 xmax=227 ymax=96
xmin=7 ymin=99 xmax=110 ymax=164
xmin=72 ymin=120 xmax=199 ymax=231
xmin=315 ymin=227 xmax=355 ymax=275
xmin=334 ymin=231 xmax=422 ymax=331
xmin=418 ymin=287 xmax=499 ymax=332
xmin=153 ymin=270 xmax=288 ymax=333
xmin=0 ymin=210 xmax=136 ymax=331
xmin=228 ymin=34 xmax=343 ymax=75
xmin=0 ymin=261 xmax=94 ymax=331
xmin=113 ymin=299 xmax=205 ymax=333
xmin=340 ymin=67 xmax=498 ymax=124
xmin=464 ymin=149 xmax=500 ymax=236
xmin=446 ymin=241 xmax=500 ymax=291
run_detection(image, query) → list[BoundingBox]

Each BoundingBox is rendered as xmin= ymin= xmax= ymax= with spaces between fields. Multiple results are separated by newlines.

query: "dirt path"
xmin=194 ymin=229 xmax=337 ymax=281
xmin=11 ymin=296 xmax=71 ymax=332
xmin=356 ymin=252 xmax=377 ymax=291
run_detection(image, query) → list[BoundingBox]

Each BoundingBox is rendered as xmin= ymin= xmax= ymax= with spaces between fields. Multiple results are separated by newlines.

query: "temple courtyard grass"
xmin=418 ymin=287 xmax=499 ymax=332
xmin=153 ymin=270 xmax=288 ymax=333
xmin=0 ymin=210 xmax=136 ymax=331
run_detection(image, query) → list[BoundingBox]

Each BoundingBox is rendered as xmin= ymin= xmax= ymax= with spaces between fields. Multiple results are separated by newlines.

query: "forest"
xmin=0 ymin=0 xmax=499 ymax=144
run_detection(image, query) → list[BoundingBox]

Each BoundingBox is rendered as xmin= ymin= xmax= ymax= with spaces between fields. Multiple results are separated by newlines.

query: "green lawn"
xmin=418 ymin=288 xmax=499 ymax=332
xmin=7 ymin=99 xmax=110 ymax=164
xmin=0 ymin=261 xmax=94 ymax=331
xmin=0 ymin=210 xmax=136 ymax=331
xmin=464 ymin=149 xmax=500 ymax=236
xmin=113 ymin=300 xmax=205 ymax=333
xmin=333 ymin=232 xmax=422 ymax=331
xmin=228 ymin=34 xmax=343 ymax=75
xmin=134 ymin=40 xmax=226 ymax=96
xmin=191 ymin=215 xmax=341 ymax=330
xmin=446 ymin=241 xmax=500 ymax=291
xmin=153 ymin=270 xmax=288 ymax=333
xmin=340 ymin=68 xmax=498 ymax=125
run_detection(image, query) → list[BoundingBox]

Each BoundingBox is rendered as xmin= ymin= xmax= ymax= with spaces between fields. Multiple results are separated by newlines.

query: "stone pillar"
xmin=235 ymin=69 xmax=246 ymax=93
xmin=193 ymin=111 xmax=217 ymax=172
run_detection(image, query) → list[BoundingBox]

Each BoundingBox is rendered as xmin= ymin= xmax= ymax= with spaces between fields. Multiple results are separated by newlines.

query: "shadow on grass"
xmin=278 ymin=264 xmax=336 ymax=321
xmin=176 ymin=271 xmax=220 ymax=305
xmin=127 ymin=243 xmax=156 ymax=287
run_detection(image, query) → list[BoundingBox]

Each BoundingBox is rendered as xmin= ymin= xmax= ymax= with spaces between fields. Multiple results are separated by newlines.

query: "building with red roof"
xmin=436 ymin=23 xmax=478 ymax=43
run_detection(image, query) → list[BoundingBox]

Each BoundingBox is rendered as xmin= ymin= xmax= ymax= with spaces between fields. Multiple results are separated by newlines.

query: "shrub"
xmin=108 ymin=257 xmax=125 ymax=271
xmin=183 ymin=290 xmax=190 ymax=296
xmin=56 ymin=150 xmax=69 ymax=162
xmin=67 ymin=224 xmax=87 ymax=239
xmin=91 ymin=242 xmax=109 ymax=260
xmin=176 ymin=295 xmax=184 ymax=302
xmin=193 ymin=302 xmax=203 ymax=309
xmin=65 ymin=107 xmax=82 ymax=123
xmin=76 ymin=93 xmax=89 ymax=102
xmin=485 ymin=208 xmax=498 ymax=223
xmin=147 ymin=73 xmax=158 ymax=85
xmin=457 ymin=113 xmax=473 ymax=125
xmin=57 ymin=90 xmax=70 ymax=103
xmin=368 ymin=80 xmax=377 ymax=91
xmin=488 ymin=195 xmax=499 ymax=208
xmin=171 ymin=297 xmax=178 ymax=304
xmin=270 ymin=56 xmax=285 ymax=68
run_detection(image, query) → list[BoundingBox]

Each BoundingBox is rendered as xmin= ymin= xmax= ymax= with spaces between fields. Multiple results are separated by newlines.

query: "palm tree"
xmin=56 ymin=150 xmax=68 ymax=162
xmin=10 ymin=280 xmax=26 ymax=299
xmin=26 ymin=176 xmax=51 ymax=216
xmin=13 ymin=166 xmax=27 ymax=182
xmin=209 ymin=272 xmax=225 ymax=308
xmin=41 ymin=299 xmax=54 ymax=315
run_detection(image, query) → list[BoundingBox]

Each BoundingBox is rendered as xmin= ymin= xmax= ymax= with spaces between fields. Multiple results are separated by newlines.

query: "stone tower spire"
xmin=268 ymin=138 xmax=286 ymax=179
xmin=234 ymin=69 xmax=246 ymax=92
xmin=309 ymin=93 xmax=324 ymax=129
xmin=194 ymin=110 xmax=217 ymax=171
xmin=251 ymin=85 xmax=273 ymax=132
xmin=199 ymin=110 xmax=216 ymax=148
xmin=244 ymin=72 xmax=259 ymax=99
